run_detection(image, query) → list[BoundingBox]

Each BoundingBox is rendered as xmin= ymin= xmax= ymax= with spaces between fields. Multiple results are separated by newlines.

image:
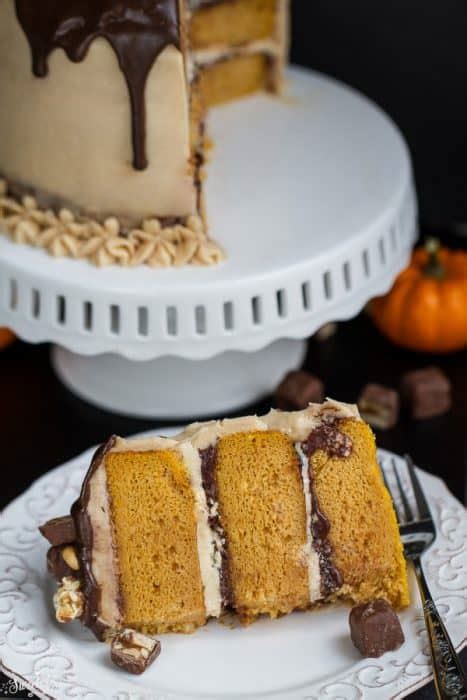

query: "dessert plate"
xmin=1 ymin=434 xmax=466 ymax=699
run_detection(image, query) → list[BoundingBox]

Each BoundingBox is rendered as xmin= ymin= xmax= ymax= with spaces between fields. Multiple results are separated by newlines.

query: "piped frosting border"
xmin=0 ymin=179 xmax=224 ymax=268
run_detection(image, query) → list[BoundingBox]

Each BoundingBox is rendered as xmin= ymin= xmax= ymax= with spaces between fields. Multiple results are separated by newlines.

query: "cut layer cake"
xmin=41 ymin=400 xmax=409 ymax=642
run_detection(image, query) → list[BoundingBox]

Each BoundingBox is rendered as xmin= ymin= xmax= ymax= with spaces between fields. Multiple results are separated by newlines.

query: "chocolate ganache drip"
xmin=199 ymin=444 xmax=233 ymax=609
xmin=301 ymin=419 xmax=352 ymax=597
xmin=15 ymin=0 xmax=182 ymax=170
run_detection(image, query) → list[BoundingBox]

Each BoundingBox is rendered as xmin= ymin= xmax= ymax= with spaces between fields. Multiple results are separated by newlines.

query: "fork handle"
xmin=413 ymin=558 xmax=467 ymax=699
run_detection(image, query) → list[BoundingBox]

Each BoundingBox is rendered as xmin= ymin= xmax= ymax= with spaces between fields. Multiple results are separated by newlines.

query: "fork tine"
xmin=391 ymin=457 xmax=413 ymax=523
xmin=405 ymin=454 xmax=431 ymax=520
xmin=379 ymin=461 xmax=392 ymax=495
xmin=380 ymin=462 xmax=401 ymax=524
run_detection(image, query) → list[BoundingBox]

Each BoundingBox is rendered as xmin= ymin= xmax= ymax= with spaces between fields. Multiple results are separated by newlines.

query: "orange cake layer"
xmin=215 ymin=431 xmax=310 ymax=621
xmin=190 ymin=0 xmax=277 ymax=50
xmin=199 ymin=53 xmax=271 ymax=106
xmin=105 ymin=449 xmax=206 ymax=634
xmin=312 ymin=420 xmax=410 ymax=608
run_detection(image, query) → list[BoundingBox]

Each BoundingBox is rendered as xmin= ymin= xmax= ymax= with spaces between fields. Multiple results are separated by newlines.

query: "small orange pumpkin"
xmin=0 ymin=327 xmax=15 ymax=350
xmin=371 ymin=238 xmax=467 ymax=353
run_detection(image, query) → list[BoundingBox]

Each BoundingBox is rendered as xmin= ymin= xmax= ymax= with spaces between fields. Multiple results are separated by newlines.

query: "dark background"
xmin=291 ymin=0 xmax=467 ymax=233
xmin=1 ymin=2 xmax=466 ymax=698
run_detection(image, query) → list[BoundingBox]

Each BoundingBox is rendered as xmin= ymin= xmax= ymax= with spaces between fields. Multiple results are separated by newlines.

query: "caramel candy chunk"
xmin=39 ymin=515 xmax=76 ymax=546
xmin=349 ymin=599 xmax=404 ymax=658
xmin=111 ymin=630 xmax=161 ymax=675
xmin=358 ymin=383 xmax=399 ymax=430
xmin=274 ymin=371 xmax=325 ymax=410
xmin=400 ymin=367 xmax=451 ymax=419
xmin=47 ymin=546 xmax=76 ymax=581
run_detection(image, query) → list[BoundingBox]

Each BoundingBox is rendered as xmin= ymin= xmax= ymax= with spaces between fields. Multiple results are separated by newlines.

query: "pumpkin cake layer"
xmin=215 ymin=431 xmax=310 ymax=621
xmin=105 ymin=450 xmax=205 ymax=633
xmin=51 ymin=400 xmax=409 ymax=642
xmin=190 ymin=0 xmax=288 ymax=106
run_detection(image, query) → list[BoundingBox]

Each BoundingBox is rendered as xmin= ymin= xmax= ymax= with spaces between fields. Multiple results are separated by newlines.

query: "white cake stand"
xmin=0 ymin=68 xmax=417 ymax=418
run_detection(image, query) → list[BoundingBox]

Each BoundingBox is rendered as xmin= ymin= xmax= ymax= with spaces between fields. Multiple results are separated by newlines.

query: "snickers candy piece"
xmin=315 ymin=322 xmax=338 ymax=342
xmin=111 ymin=630 xmax=161 ymax=675
xmin=274 ymin=371 xmax=325 ymax=411
xmin=358 ymin=383 xmax=399 ymax=430
xmin=47 ymin=546 xmax=76 ymax=581
xmin=39 ymin=515 xmax=76 ymax=546
xmin=349 ymin=599 xmax=404 ymax=658
xmin=400 ymin=366 xmax=451 ymax=419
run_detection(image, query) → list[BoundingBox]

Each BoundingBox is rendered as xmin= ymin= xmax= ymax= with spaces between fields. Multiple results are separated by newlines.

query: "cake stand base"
xmin=51 ymin=338 xmax=307 ymax=419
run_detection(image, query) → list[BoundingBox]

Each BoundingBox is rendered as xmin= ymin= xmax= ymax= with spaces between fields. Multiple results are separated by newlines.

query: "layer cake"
xmin=41 ymin=400 xmax=409 ymax=644
xmin=0 ymin=0 xmax=289 ymax=267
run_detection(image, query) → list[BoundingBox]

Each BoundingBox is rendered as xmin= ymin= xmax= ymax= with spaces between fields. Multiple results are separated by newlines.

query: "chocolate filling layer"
xmin=15 ymin=0 xmax=182 ymax=171
xmin=301 ymin=420 xmax=352 ymax=597
xmin=199 ymin=444 xmax=232 ymax=610
xmin=71 ymin=435 xmax=118 ymax=641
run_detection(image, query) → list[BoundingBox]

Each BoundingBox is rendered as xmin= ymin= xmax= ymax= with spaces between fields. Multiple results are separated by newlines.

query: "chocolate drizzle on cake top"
xmin=14 ymin=0 xmax=182 ymax=171
xmin=301 ymin=419 xmax=352 ymax=597
xmin=199 ymin=444 xmax=232 ymax=610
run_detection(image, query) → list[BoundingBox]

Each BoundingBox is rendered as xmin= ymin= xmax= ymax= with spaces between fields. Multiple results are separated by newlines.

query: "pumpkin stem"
xmin=424 ymin=237 xmax=445 ymax=279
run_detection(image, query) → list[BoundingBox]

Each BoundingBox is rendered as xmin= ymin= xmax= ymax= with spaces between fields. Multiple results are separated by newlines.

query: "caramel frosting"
xmin=177 ymin=399 xmax=360 ymax=450
xmin=179 ymin=442 xmax=223 ymax=617
xmin=0 ymin=1 xmax=196 ymax=222
xmin=0 ymin=180 xmax=224 ymax=268
xmin=84 ymin=455 xmax=121 ymax=628
xmin=192 ymin=38 xmax=282 ymax=68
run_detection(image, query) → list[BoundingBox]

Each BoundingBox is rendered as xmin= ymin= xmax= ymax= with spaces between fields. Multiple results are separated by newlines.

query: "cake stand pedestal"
xmin=0 ymin=68 xmax=417 ymax=418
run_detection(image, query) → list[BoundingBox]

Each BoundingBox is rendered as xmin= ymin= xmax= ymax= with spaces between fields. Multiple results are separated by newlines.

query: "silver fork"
xmin=384 ymin=454 xmax=467 ymax=700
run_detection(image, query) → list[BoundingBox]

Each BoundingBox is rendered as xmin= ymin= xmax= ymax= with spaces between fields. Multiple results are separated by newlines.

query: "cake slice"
xmin=41 ymin=400 xmax=409 ymax=645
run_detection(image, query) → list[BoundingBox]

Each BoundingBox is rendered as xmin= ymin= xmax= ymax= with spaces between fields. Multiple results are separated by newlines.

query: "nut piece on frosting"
xmin=39 ymin=515 xmax=76 ymax=546
xmin=110 ymin=630 xmax=161 ymax=675
xmin=53 ymin=577 xmax=84 ymax=623
xmin=274 ymin=371 xmax=325 ymax=411
xmin=349 ymin=599 xmax=404 ymax=658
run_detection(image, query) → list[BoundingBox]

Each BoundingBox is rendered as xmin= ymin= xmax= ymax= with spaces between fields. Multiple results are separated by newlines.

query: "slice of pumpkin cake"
xmin=41 ymin=400 xmax=409 ymax=660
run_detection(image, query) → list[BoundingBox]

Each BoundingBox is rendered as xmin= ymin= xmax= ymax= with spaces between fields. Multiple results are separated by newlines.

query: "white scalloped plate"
xmin=0 ymin=436 xmax=466 ymax=700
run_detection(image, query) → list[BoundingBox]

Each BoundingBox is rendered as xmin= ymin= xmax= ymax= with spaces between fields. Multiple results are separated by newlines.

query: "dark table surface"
xmin=0 ymin=312 xmax=466 ymax=698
